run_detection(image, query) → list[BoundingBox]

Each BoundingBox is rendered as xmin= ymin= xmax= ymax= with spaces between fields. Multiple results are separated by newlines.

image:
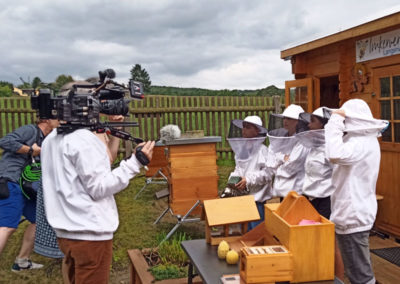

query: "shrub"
xmin=156 ymin=232 xmax=190 ymax=267
xmin=149 ymin=264 xmax=186 ymax=281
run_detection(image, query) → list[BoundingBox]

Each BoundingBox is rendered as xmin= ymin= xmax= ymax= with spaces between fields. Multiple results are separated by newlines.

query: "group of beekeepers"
xmin=223 ymin=99 xmax=388 ymax=284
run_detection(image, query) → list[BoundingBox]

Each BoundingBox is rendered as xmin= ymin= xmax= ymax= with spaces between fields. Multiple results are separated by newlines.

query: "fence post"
xmin=273 ymin=95 xmax=281 ymax=114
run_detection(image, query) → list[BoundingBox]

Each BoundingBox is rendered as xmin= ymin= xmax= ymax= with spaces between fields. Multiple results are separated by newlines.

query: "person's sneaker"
xmin=11 ymin=258 xmax=43 ymax=272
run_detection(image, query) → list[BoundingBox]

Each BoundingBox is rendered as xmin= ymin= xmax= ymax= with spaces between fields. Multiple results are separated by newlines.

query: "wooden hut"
xmin=280 ymin=12 xmax=400 ymax=238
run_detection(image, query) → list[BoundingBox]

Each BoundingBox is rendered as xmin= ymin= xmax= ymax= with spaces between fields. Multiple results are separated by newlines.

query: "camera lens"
xmin=100 ymin=98 xmax=129 ymax=116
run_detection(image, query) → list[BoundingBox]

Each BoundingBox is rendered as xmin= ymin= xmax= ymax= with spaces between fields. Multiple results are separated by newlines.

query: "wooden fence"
xmin=0 ymin=95 xmax=283 ymax=159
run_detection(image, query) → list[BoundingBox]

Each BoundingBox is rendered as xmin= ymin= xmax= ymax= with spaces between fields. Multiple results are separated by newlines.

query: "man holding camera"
xmin=0 ymin=119 xmax=59 ymax=270
xmin=41 ymin=123 xmax=154 ymax=283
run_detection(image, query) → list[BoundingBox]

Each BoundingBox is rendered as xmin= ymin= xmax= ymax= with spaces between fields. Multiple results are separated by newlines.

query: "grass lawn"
xmin=0 ymin=162 xmax=234 ymax=284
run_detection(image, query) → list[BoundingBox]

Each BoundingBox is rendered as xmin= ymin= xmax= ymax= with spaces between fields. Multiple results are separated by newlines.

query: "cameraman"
xmin=41 ymin=119 xmax=154 ymax=283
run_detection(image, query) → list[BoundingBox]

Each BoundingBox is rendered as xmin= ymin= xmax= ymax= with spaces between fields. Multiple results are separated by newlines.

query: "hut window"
xmin=380 ymin=77 xmax=390 ymax=97
xmin=289 ymin=86 xmax=308 ymax=111
xmin=379 ymin=75 xmax=400 ymax=143
xmin=394 ymin=76 xmax=400 ymax=97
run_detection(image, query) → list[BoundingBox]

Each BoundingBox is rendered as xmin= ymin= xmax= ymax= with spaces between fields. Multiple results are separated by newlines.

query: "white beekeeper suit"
xmin=297 ymin=108 xmax=335 ymax=199
xmin=227 ymin=116 xmax=272 ymax=202
xmin=268 ymin=104 xmax=310 ymax=197
xmin=325 ymin=99 xmax=389 ymax=234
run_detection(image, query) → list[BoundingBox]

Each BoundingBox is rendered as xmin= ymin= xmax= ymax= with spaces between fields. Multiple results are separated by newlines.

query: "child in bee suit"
xmin=325 ymin=99 xmax=389 ymax=284
xmin=267 ymin=104 xmax=310 ymax=198
xmin=297 ymin=107 xmax=334 ymax=218
xmin=221 ymin=116 xmax=272 ymax=230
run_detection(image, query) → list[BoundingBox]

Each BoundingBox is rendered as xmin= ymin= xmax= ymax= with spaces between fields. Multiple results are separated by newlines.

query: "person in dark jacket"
xmin=0 ymin=119 xmax=58 ymax=271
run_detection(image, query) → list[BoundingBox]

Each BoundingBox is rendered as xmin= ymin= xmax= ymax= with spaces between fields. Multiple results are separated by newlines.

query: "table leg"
xmin=188 ymin=262 xmax=194 ymax=284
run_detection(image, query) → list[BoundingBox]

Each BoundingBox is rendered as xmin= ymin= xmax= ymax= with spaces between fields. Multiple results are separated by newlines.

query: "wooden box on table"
xmin=240 ymin=245 xmax=293 ymax=283
xmin=265 ymin=191 xmax=335 ymax=283
xmin=203 ymin=195 xmax=260 ymax=245
xmin=164 ymin=137 xmax=221 ymax=216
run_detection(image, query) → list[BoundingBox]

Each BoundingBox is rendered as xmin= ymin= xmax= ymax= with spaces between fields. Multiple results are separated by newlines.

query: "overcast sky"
xmin=1 ymin=0 xmax=400 ymax=90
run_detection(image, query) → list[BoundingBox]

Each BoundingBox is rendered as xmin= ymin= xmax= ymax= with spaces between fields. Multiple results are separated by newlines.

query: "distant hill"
xmin=148 ymin=85 xmax=284 ymax=96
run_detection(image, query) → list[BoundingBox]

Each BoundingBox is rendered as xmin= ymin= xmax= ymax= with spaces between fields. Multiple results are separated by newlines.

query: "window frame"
xmin=374 ymin=65 xmax=400 ymax=152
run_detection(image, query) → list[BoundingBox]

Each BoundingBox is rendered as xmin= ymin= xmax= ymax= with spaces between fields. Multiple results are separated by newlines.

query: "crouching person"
xmin=325 ymin=99 xmax=388 ymax=284
xmin=41 ymin=126 xmax=154 ymax=284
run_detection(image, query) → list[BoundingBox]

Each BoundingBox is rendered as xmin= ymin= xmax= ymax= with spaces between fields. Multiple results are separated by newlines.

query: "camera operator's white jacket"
xmin=325 ymin=100 xmax=387 ymax=234
xmin=41 ymin=129 xmax=142 ymax=241
xmin=270 ymin=142 xmax=310 ymax=197
xmin=302 ymin=145 xmax=335 ymax=199
xmin=229 ymin=144 xmax=272 ymax=202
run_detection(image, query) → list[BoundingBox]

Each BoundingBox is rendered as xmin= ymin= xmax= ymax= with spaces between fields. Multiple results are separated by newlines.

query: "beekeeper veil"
xmin=325 ymin=99 xmax=389 ymax=137
xmin=227 ymin=116 xmax=267 ymax=161
xmin=296 ymin=107 xmax=328 ymax=148
xmin=267 ymin=104 xmax=307 ymax=154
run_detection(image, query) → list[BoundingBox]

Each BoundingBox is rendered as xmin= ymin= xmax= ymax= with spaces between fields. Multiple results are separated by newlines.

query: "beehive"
xmin=166 ymin=139 xmax=220 ymax=216
xmin=145 ymin=145 xmax=168 ymax=177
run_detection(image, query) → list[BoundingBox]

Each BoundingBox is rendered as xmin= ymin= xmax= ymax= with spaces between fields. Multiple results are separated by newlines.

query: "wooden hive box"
xmin=145 ymin=145 xmax=168 ymax=177
xmin=265 ymin=191 xmax=334 ymax=283
xmin=167 ymin=142 xmax=219 ymax=215
xmin=203 ymin=196 xmax=260 ymax=245
xmin=240 ymin=245 xmax=293 ymax=283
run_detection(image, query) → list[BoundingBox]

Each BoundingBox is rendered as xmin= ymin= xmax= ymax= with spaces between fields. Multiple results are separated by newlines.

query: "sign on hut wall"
xmin=356 ymin=28 xmax=400 ymax=62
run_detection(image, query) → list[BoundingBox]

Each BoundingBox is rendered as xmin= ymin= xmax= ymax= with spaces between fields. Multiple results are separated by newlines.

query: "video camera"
xmin=31 ymin=69 xmax=145 ymax=143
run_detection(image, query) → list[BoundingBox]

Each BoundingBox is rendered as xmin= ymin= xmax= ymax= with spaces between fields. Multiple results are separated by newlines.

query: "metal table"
xmin=181 ymin=239 xmax=239 ymax=284
xmin=181 ymin=239 xmax=334 ymax=284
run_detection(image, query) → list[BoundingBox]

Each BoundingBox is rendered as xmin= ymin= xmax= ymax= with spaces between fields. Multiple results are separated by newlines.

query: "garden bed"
xmin=128 ymin=249 xmax=202 ymax=284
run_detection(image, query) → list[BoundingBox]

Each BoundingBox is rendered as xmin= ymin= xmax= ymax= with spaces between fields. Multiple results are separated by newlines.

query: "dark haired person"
xmin=267 ymin=104 xmax=310 ymax=199
xmin=223 ymin=116 xmax=271 ymax=230
xmin=298 ymin=107 xmax=332 ymax=218
xmin=0 ymin=119 xmax=59 ymax=271
xmin=42 ymin=120 xmax=154 ymax=283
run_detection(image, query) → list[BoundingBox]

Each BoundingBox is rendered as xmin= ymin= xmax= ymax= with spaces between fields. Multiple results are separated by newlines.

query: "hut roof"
xmin=281 ymin=11 xmax=400 ymax=59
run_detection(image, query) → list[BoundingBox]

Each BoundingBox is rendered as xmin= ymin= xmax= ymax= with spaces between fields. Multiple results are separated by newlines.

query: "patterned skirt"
xmin=34 ymin=180 xmax=64 ymax=258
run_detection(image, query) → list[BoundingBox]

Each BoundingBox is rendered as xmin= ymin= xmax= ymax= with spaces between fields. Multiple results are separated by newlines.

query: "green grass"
xmin=0 ymin=164 xmax=234 ymax=284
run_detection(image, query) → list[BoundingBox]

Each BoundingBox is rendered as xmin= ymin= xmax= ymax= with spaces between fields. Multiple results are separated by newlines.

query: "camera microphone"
xmin=99 ymin=69 xmax=116 ymax=83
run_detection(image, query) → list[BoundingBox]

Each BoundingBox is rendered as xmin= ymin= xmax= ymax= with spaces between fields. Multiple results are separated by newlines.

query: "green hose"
xmin=19 ymin=163 xmax=41 ymax=200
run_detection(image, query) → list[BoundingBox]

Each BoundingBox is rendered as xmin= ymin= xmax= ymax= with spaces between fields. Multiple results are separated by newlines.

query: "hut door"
xmin=373 ymin=64 xmax=400 ymax=237
xmin=285 ymin=78 xmax=313 ymax=112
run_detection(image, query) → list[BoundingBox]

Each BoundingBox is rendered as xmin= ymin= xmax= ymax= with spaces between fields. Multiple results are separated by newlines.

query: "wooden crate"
xmin=265 ymin=191 xmax=334 ymax=283
xmin=203 ymin=196 xmax=260 ymax=245
xmin=240 ymin=245 xmax=293 ymax=283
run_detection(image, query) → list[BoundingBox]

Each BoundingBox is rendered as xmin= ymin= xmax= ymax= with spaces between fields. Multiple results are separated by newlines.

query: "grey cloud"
xmin=1 ymin=0 xmax=399 ymax=88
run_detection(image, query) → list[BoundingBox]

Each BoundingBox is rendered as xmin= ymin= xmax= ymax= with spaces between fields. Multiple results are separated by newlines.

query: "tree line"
xmin=0 ymin=64 xmax=284 ymax=97
xmin=148 ymin=85 xmax=284 ymax=97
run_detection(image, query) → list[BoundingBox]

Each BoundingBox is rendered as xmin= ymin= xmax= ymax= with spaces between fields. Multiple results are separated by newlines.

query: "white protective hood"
xmin=295 ymin=129 xmax=325 ymax=148
xmin=228 ymin=137 xmax=266 ymax=161
xmin=327 ymin=99 xmax=389 ymax=136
